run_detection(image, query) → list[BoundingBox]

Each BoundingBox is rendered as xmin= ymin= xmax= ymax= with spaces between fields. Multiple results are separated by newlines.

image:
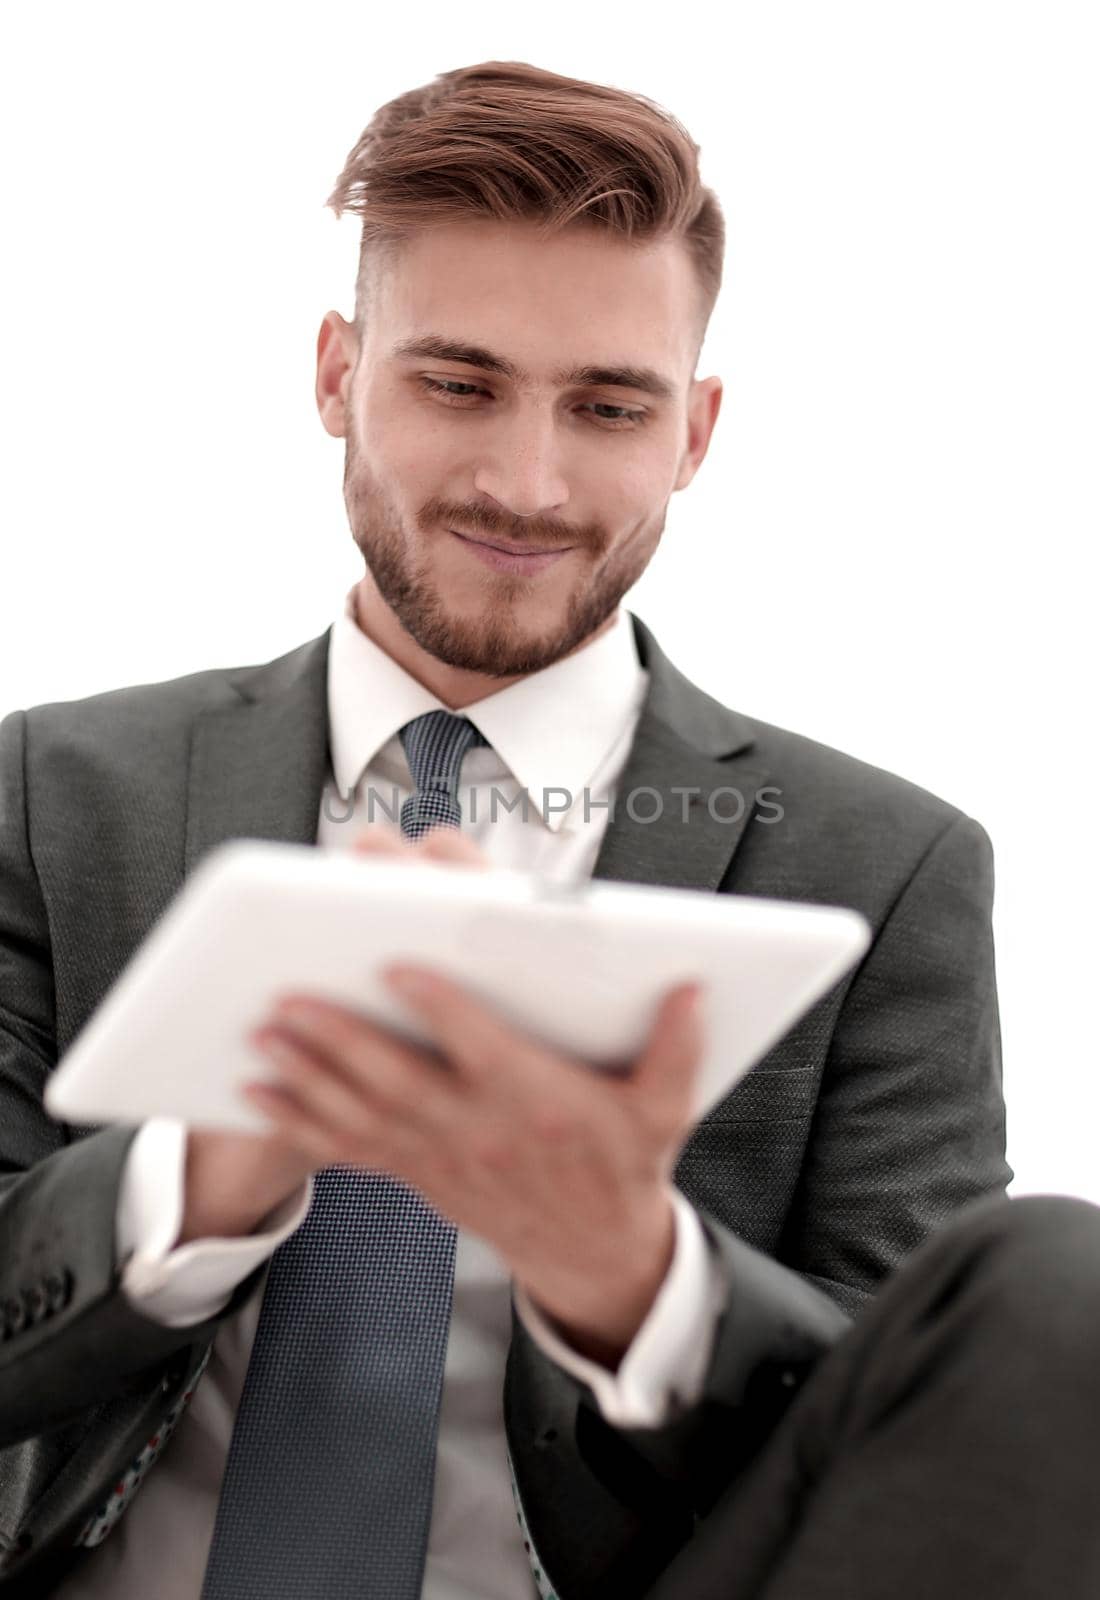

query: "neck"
xmin=351 ymin=575 xmax=617 ymax=709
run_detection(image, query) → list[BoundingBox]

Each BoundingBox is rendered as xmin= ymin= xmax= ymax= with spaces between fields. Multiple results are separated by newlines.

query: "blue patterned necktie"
xmin=398 ymin=709 xmax=489 ymax=838
xmin=200 ymin=711 xmax=489 ymax=1600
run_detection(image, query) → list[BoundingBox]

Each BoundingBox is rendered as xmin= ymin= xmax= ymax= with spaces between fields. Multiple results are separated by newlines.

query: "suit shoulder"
xmin=631 ymin=615 xmax=977 ymax=849
xmin=10 ymin=633 xmax=324 ymax=752
xmin=736 ymin=710 xmax=985 ymax=849
xmin=714 ymin=709 xmax=995 ymax=913
xmin=18 ymin=661 xmax=240 ymax=730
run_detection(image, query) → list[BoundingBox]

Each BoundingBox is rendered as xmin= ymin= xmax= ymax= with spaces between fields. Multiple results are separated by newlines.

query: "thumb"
xmin=628 ymin=982 xmax=706 ymax=1133
xmin=353 ymin=823 xmax=412 ymax=856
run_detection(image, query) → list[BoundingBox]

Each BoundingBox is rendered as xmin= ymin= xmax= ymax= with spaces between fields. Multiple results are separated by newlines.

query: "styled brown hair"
xmin=325 ymin=60 xmax=724 ymax=357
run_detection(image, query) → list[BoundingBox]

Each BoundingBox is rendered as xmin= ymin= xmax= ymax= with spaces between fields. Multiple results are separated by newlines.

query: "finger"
xmin=626 ymin=984 xmax=706 ymax=1133
xmin=382 ymin=968 xmax=557 ymax=1094
xmin=353 ymin=824 xmax=415 ymax=856
xmin=253 ymin=1028 xmax=386 ymax=1128
xmin=264 ymin=1003 xmax=461 ymax=1125
xmin=353 ymin=822 xmax=489 ymax=871
xmin=416 ymin=828 xmax=491 ymax=870
xmin=242 ymin=1079 xmax=357 ymax=1167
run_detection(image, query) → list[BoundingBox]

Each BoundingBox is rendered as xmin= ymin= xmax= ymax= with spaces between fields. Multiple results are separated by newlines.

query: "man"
xmin=1 ymin=58 xmax=1097 ymax=1600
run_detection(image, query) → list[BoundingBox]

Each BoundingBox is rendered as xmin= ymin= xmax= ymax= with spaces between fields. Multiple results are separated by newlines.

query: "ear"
xmin=673 ymin=375 xmax=723 ymax=493
xmin=315 ymin=310 xmax=359 ymax=439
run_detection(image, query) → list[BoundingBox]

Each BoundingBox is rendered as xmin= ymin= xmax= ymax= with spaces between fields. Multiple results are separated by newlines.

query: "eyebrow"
xmin=389 ymin=335 xmax=677 ymax=402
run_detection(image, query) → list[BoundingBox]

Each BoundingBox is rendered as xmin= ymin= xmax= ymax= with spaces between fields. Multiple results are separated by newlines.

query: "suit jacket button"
xmin=2 ymin=1297 xmax=25 ymax=1334
xmin=44 ymin=1272 xmax=70 ymax=1312
xmin=25 ymin=1284 xmax=48 ymax=1322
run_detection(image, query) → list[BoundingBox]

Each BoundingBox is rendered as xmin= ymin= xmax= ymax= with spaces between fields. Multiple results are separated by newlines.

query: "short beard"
xmin=343 ymin=430 xmax=662 ymax=678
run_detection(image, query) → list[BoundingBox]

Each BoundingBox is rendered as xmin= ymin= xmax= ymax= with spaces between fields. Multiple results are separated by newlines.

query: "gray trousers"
xmin=645 ymin=1193 xmax=1100 ymax=1600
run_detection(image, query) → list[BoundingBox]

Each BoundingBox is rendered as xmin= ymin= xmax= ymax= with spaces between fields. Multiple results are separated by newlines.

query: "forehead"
xmin=367 ymin=219 xmax=698 ymax=385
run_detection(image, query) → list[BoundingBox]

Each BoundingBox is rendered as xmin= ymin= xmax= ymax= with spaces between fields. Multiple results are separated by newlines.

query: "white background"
xmin=2 ymin=4 xmax=1097 ymax=1201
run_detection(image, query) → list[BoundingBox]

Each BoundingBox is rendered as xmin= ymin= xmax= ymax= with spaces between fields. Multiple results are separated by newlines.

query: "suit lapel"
xmin=184 ymin=629 xmax=333 ymax=877
xmin=590 ymin=614 xmax=768 ymax=894
xmin=589 ymin=713 xmax=769 ymax=894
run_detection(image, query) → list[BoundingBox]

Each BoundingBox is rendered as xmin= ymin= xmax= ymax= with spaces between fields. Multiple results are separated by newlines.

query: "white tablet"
xmin=44 ymin=840 xmax=871 ymax=1134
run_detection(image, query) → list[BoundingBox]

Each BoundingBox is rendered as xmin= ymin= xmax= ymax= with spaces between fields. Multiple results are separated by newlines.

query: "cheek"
xmin=599 ymin=496 xmax=671 ymax=577
xmin=354 ymin=410 xmax=448 ymax=517
xmin=379 ymin=417 xmax=460 ymax=502
xmin=597 ymin=462 xmax=670 ymax=537
xmin=363 ymin=380 xmax=444 ymax=463
xmin=584 ymin=427 xmax=678 ymax=502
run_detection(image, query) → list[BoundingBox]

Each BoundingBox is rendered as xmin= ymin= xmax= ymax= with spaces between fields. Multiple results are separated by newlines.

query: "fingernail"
xmin=385 ymin=966 xmax=433 ymax=997
xmin=256 ymin=1034 xmax=301 ymax=1068
xmin=274 ymin=997 xmax=324 ymax=1024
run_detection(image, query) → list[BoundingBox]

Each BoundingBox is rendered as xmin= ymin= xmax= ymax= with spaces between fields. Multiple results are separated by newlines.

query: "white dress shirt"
xmin=57 ymin=589 xmax=730 ymax=1600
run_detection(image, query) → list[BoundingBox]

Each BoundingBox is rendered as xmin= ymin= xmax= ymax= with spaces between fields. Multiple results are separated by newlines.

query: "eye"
xmin=417 ymin=377 xmax=647 ymax=429
xmin=423 ymin=378 xmax=485 ymax=400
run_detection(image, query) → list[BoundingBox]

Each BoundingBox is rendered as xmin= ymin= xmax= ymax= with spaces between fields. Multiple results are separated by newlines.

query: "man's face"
xmin=318 ymin=218 xmax=721 ymax=678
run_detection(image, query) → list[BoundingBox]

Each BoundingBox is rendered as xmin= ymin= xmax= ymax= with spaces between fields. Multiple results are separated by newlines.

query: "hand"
xmin=177 ymin=823 xmax=492 ymax=1245
xmin=241 ymin=834 xmax=706 ymax=1366
xmin=177 ymin=1124 xmax=317 ymax=1246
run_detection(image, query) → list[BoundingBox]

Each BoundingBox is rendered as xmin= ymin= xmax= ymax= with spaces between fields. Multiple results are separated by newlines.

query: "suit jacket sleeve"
xmin=773 ymin=810 xmax=1009 ymax=1309
xmin=0 ymin=708 xmax=267 ymax=1582
xmin=507 ymin=808 xmax=1010 ymax=1554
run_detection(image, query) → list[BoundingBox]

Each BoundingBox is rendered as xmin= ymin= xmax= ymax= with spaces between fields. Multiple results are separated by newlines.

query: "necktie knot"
xmin=398 ymin=710 xmax=489 ymax=839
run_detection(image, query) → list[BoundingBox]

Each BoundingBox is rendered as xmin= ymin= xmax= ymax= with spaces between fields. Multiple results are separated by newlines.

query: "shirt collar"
xmin=327 ymin=585 xmax=646 ymax=832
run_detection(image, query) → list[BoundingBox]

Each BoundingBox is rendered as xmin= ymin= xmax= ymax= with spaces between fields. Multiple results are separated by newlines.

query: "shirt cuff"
xmin=116 ymin=1117 xmax=314 ymax=1328
xmin=512 ymin=1187 xmax=729 ymax=1428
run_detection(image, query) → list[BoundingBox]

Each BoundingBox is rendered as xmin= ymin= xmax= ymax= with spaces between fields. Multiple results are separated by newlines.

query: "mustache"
xmin=421 ymin=500 xmax=597 ymax=550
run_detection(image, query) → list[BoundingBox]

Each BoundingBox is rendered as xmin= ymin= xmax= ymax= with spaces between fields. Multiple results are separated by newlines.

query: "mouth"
xmin=449 ymin=528 xmax=576 ymax=576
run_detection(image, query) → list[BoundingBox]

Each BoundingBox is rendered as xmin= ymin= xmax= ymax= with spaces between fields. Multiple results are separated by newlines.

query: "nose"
xmin=471 ymin=409 xmax=570 ymax=522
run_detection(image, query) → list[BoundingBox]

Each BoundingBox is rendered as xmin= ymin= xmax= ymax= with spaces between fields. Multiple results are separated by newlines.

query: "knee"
xmin=976 ymin=1193 xmax=1100 ymax=1274
xmin=959 ymin=1194 xmax=1100 ymax=1377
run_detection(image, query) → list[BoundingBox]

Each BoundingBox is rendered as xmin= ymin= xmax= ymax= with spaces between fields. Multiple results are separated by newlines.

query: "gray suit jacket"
xmin=0 ymin=612 xmax=1010 ymax=1595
